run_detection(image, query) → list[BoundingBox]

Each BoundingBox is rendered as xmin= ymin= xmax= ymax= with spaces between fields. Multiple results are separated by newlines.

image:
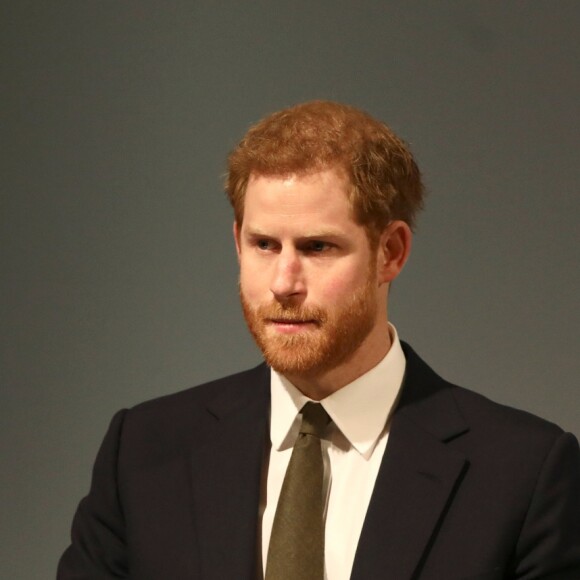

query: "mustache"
xmin=255 ymin=302 xmax=327 ymax=323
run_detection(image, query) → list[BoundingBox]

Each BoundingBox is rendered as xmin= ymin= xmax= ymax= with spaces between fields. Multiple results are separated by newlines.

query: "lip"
xmin=266 ymin=319 xmax=318 ymax=334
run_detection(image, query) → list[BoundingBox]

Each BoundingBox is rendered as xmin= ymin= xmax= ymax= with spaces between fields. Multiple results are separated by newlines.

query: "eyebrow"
xmin=243 ymin=226 xmax=345 ymax=239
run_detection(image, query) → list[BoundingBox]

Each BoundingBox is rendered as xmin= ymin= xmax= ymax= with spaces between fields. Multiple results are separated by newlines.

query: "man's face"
xmin=235 ymin=168 xmax=385 ymax=379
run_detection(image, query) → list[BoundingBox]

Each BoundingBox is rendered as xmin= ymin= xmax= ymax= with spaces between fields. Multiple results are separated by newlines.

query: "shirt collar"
xmin=270 ymin=323 xmax=406 ymax=459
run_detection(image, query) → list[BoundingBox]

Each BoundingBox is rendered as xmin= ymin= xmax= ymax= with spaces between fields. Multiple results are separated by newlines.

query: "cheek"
xmin=239 ymin=261 xmax=267 ymax=298
xmin=320 ymin=278 xmax=348 ymax=297
xmin=315 ymin=271 xmax=363 ymax=302
xmin=313 ymin=259 xmax=376 ymax=302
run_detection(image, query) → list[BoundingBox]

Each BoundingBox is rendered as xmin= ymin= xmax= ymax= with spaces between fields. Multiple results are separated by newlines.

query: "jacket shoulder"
xmin=451 ymin=383 xmax=565 ymax=441
xmin=116 ymin=363 xmax=269 ymax=464
xmin=130 ymin=362 xmax=269 ymax=416
xmin=401 ymin=341 xmax=566 ymax=441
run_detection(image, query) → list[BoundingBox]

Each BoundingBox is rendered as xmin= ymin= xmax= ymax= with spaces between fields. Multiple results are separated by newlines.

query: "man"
xmin=58 ymin=101 xmax=580 ymax=579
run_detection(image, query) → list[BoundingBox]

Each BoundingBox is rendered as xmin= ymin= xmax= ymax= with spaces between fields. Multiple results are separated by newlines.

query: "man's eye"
xmin=308 ymin=241 xmax=329 ymax=252
xmin=257 ymin=239 xmax=271 ymax=250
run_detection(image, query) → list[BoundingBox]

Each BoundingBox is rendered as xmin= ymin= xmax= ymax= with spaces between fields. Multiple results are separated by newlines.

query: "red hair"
xmin=226 ymin=100 xmax=425 ymax=236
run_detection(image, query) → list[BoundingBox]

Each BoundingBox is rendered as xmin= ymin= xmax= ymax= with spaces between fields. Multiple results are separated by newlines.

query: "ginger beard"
xmin=240 ymin=267 xmax=379 ymax=377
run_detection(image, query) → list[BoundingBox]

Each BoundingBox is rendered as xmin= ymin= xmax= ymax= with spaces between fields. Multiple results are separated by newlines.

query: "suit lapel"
xmin=189 ymin=364 xmax=270 ymax=580
xmin=351 ymin=345 xmax=470 ymax=580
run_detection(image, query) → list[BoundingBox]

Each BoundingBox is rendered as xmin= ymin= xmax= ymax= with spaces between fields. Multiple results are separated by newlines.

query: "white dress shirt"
xmin=261 ymin=324 xmax=406 ymax=580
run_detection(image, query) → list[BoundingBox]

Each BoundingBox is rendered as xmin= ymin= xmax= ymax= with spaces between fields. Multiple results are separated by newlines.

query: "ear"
xmin=233 ymin=221 xmax=242 ymax=261
xmin=376 ymin=220 xmax=413 ymax=285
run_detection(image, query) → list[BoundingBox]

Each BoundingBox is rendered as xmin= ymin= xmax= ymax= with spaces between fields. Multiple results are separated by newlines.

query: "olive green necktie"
xmin=265 ymin=402 xmax=331 ymax=580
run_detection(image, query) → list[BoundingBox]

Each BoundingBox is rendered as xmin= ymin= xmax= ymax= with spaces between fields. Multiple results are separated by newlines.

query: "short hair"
xmin=226 ymin=100 xmax=425 ymax=236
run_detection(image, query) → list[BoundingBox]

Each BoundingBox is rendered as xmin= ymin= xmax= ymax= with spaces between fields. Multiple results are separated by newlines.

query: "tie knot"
xmin=300 ymin=402 xmax=330 ymax=438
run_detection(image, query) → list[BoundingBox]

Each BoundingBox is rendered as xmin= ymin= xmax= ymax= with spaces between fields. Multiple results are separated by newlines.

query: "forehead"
xmin=243 ymin=169 xmax=353 ymax=220
xmin=239 ymin=170 xmax=370 ymax=245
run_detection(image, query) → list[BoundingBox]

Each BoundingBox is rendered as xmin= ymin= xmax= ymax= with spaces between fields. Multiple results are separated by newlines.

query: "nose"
xmin=270 ymin=248 xmax=305 ymax=301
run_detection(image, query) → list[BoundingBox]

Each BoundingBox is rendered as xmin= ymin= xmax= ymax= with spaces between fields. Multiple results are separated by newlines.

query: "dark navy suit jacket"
xmin=58 ymin=344 xmax=580 ymax=579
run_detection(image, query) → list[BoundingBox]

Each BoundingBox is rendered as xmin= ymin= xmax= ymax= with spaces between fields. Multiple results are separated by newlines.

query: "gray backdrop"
xmin=2 ymin=2 xmax=579 ymax=578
